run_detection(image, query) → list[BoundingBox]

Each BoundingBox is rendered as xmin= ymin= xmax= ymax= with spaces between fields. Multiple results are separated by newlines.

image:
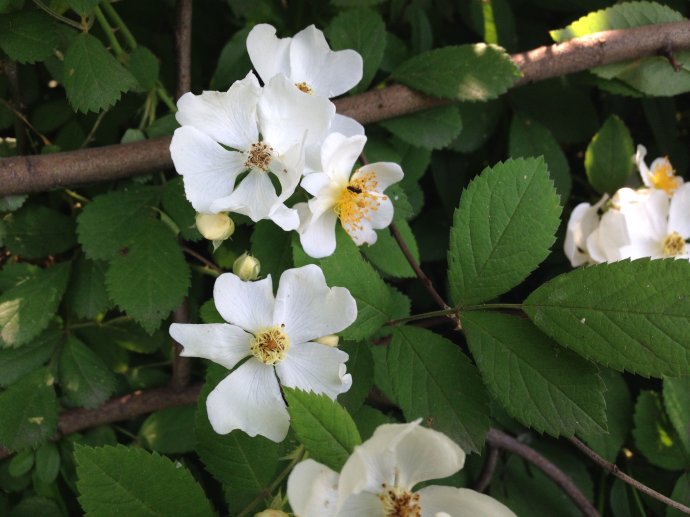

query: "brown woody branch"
xmin=2 ymin=21 xmax=690 ymax=196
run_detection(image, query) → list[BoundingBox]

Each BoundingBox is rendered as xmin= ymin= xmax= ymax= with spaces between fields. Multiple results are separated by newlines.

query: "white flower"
xmin=635 ymin=144 xmax=683 ymax=195
xmin=296 ymin=133 xmax=403 ymax=258
xmin=169 ymin=264 xmax=357 ymax=442
xmin=287 ymin=420 xmax=516 ymax=517
xmin=563 ymin=194 xmax=608 ymax=267
xmin=170 ymin=72 xmax=335 ymax=230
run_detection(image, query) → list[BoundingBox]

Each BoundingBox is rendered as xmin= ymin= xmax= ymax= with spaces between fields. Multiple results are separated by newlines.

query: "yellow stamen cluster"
xmin=245 ymin=142 xmax=273 ymax=171
xmin=250 ymin=325 xmax=290 ymax=365
xmin=295 ymin=82 xmax=313 ymax=94
xmin=378 ymin=483 xmax=421 ymax=517
xmin=662 ymin=231 xmax=686 ymax=257
xmin=650 ymin=159 xmax=681 ymax=195
xmin=334 ymin=171 xmax=385 ymax=234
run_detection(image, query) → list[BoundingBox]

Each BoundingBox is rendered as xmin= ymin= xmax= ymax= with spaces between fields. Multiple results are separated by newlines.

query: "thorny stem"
xmin=94 ymin=6 xmax=125 ymax=59
xmin=182 ymin=245 xmax=222 ymax=274
xmin=387 ymin=307 xmax=459 ymax=326
xmin=157 ymin=84 xmax=178 ymax=112
xmin=101 ymin=1 xmax=137 ymax=50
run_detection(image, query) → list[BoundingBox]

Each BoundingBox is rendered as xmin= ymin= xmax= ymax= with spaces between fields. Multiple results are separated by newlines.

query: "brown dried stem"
xmin=472 ymin=443 xmax=499 ymax=493
xmin=175 ymin=0 xmax=193 ymax=99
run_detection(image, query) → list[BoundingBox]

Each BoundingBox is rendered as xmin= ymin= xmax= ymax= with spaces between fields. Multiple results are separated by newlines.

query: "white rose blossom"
xmin=563 ymin=194 xmax=608 ymax=267
xmin=296 ymin=133 xmax=404 ymax=258
xmin=169 ymin=264 xmax=357 ymax=442
xmin=635 ymin=144 xmax=683 ymax=195
xmin=170 ymin=72 xmax=335 ymax=230
xmin=287 ymin=420 xmax=516 ymax=517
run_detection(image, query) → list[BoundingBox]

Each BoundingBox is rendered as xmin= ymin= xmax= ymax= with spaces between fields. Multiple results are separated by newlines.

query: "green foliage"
xmin=362 ymin=219 xmax=418 ymax=278
xmin=128 ymin=46 xmax=159 ymax=91
xmin=34 ymin=443 xmax=60 ymax=484
xmin=0 ymin=11 xmax=58 ymax=63
xmin=251 ymin=220 xmax=292 ymax=281
xmin=67 ymin=0 xmax=102 ymax=16
xmin=668 ymin=474 xmax=690 ymax=517
xmin=64 ymin=255 xmax=111 ymax=319
xmin=337 ymin=341 xmax=373 ymax=412
xmin=448 ymin=157 xmax=561 ymax=306
xmin=75 ymin=444 xmax=214 ymax=516
xmin=585 ymin=115 xmax=635 ymax=194
xmin=58 ymin=337 xmax=117 ymax=409
xmin=0 ymin=328 xmax=59 ymax=387
xmin=139 ymin=406 xmax=196 ymax=454
xmin=380 ymin=105 xmax=462 ymax=150
xmin=663 ymin=377 xmax=690 ymax=456
xmin=2 ymin=204 xmax=76 ymax=258
xmin=524 ymin=259 xmax=690 ymax=377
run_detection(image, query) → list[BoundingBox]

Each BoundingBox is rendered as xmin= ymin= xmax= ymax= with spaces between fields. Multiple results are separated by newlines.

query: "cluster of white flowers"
xmin=170 ymin=24 xmax=404 ymax=258
xmin=565 ymin=145 xmax=689 ymax=265
xmin=287 ymin=420 xmax=516 ymax=517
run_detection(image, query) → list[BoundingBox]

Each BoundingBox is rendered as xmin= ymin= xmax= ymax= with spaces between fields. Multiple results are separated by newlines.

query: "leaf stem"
xmin=101 ymin=1 xmax=137 ymax=50
xmin=93 ymin=6 xmax=126 ymax=60
xmin=387 ymin=308 xmax=459 ymax=326
xmin=32 ymin=0 xmax=84 ymax=31
xmin=462 ymin=303 xmax=524 ymax=311
xmin=156 ymin=83 xmax=178 ymax=113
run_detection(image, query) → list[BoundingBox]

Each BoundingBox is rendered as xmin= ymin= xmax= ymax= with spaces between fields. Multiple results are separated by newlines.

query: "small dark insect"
xmin=347 ymin=185 xmax=362 ymax=194
xmin=119 ymin=247 xmax=130 ymax=256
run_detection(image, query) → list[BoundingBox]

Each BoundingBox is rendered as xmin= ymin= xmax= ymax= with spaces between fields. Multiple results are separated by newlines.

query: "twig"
xmin=487 ymin=429 xmax=598 ymax=517
xmin=569 ymin=437 xmax=690 ymax=515
xmin=175 ymin=0 xmax=193 ymax=99
xmin=182 ymin=245 xmax=223 ymax=274
xmin=473 ymin=443 xmax=499 ymax=493
xmin=3 ymin=61 xmax=28 ymax=154
xmin=170 ymin=298 xmax=192 ymax=390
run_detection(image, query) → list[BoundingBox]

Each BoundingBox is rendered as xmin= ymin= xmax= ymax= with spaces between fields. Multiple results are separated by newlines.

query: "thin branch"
xmin=170 ymin=298 xmax=192 ymax=390
xmin=182 ymin=245 xmax=223 ymax=274
xmin=569 ymin=437 xmax=690 ymax=515
xmin=2 ymin=21 xmax=690 ymax=195
xmin=175 ymin=0 xmax=193 ymax=99
xmin=3 ymin=61 xmax=28 ymax=154
xmin=473 ymin=443 xmax=499 ymax=493
xmin=487 ymin=429 xmax=598 ymax=517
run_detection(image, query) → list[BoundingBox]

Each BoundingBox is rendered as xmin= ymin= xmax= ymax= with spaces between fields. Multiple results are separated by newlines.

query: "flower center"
xmin=295 ymin=81 xmax=313 ymax=94
xmin=250 ymin=325 xmax=290 ymax=365
xmin=662 ymin=232 xmax=686 ymax=257
xmin=334 ymin=171 xmax=385 ymax=234
xmin=379 ymin=483 xmax=421 ymax=517
xmin=650 ymin=159 xmax=681 ymax=195
xmin=245 ymin=142 xmax=273 ymax=171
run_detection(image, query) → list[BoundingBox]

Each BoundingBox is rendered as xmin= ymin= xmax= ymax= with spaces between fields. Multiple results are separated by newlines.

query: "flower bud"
xmin=233 ymin=252 xmax=261 ymax=281
xmin=314 ymin=334 xmax=339 ymax=347
xmin=195 ymin=212 xmax=235 ymax=241
xmin=254 ymin=510 xmax=289 ymax=517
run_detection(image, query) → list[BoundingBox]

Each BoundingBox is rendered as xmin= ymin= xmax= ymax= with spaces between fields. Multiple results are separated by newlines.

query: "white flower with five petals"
xmin=169 ymin=265 xmax=357 ymax=442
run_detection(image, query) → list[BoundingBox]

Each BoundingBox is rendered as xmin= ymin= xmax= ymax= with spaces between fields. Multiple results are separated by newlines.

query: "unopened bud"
xmin=195 ymin=212 xmax=235 ymax=241
xmin=254 ymin=510 xmax=289 ymax=517
xmin=314 ymin=334 xmax=339 ymax=347
xmin=233 ymin=252 xmax=261 ymax=281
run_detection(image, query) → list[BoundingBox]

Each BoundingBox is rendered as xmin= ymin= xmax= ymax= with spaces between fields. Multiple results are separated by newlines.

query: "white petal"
xmin=170 ymin=126 xmax=246 ymax=212
xmin=417 ymin=486 xmax=516 ymax=517
xmin=213 ymin=273 xmax=275 ymax=333
xmin=269 ymin=141 xmax=304 ymax=203
xmin=635 ymin=144 xmax=652 ymax=188
xmin=287 ymin=459 xmax=340 ymax=517
xmin=336 ymin=492 xmax=385 ymax=517
xmin=246 ymin=24 xmax=291 ymax=84
xmin=206 ymin=359 xmax=289 ymax=442
xmin=289 ymin=25 xmax=363 ymax=97
xmin=169 ymin=323 xmax=251 ymax=370
xmin=269 ymin=203 xmax=300 ymax=231
xmin=276 ymin=341 xmax=351 ymax=399
xmin=273 ymin=264 xmax=357 ymax=343
xmin=210 ymin=169 xmax=280 ymax=221
xmin=301 ymin=171 xmax=332 ymax=197
xmin=330 ymin=114 xmax=365 ymax=138
xmin=321 ymin=133 xmax=366 ymax=184
xmin=299 ymin=209 xmax=338 ymax=259
xmin=668 ymin=183 xmax=690 ymax=239
xmin=357 ymin=162 xmax=404 ymax=191
xmin=176 ymin=72 xmax=260 ymax=149
xmin=563 ymin=198 xmax=606 ymax=267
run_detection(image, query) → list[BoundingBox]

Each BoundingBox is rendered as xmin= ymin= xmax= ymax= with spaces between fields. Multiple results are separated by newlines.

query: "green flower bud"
xmin=233 ymin=252 xmax=261 ymax=281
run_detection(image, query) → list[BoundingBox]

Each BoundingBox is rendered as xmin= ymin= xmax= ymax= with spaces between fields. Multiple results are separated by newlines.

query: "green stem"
xmin=387 ymin=307 xmax=459 ymax=326
xmin=101 ymin=1 xmax=137 ymax=50
xmin=94 ymin=6 xmax=125 ymax=59
xmin=462 ymin=303 xmax=524 ymax=312
xmin=32 ymin=0 xmax=84 ymax=31
xmin=190 ymin=264 xmax=221 ymax=278
xmin=156 ymin=83 xmax=178 ymax=112
xmin=64 ymin=189 xmax=91 ymax=204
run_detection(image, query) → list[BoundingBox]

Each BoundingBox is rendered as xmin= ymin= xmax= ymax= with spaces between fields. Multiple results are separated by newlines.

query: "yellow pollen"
xmin=662 ymin=232 xmax=686 ymax=257
xmin=245 ymin=142 xmax=273 ymax=171
xmin=295 ymin=82 xmax=313 ymax=94
xmin=378 ymin=483 xmax=421 ymax=517
xmin=650 ymin=159 xmax=681 ymax=195
xmin=250 ymin=325 xmax=290 ymax=365
xmin=334 ymin=170 xmax=385 ymax=236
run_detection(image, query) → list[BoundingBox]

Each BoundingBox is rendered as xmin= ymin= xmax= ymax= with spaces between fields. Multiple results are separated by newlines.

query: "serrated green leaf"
xmin=450 ymin=99 xmax=503 ymax=154
xmin=139 ymin=406 xmax=196 ymax=454
xmin=67 ymin=0 xmax=101 ymax=15
xmin=326 ymin=8 xmax=386 ymax=94
xmin=392 ymin=44 xmax=520 ymax=101
xmin=668 ymin=474 xmax=690 ymax=517
xmin=509 ymin=114 xmax=571 ymax=201
xmin=128 ymin=45 xmax=159 ymax=91
xmin=0 ymin=369 xmax=57 ymax=452
xmin=0 ymin=263 xmax=70 ymax=347
xmin=77 ymin=186 xmax=160 ymax=260
xmin=632 ymin=390 xmax=690 ymax=470
xmin=0 ymin=263 xmax=39 ymax=293
xmin=664 ymin=377 xmax=690 ymax=456
xmin=161 ymin=178 xmax=201 ymax=242
xmin=251 ymin=220 xmax=293 ymax=283
xmin=338 ymin=341 xmax=373 ymax=413
xmin=77 ymin=320 xmax=165 ymax=355
xmin=380 ymin=105 xmax=462 ymax=150
xmin=75 ymin=444 xmax=214 ymax=517
xmin=105 ymin=219 xmax=190 ymax=333
xmin=388 ymin=326 xmax=490 ymax=453
xmin=524 ymin=259 xmax=690 ymax=377
xmin=462 ymin=311 xmax=607 ymax=437
xmin=448 ymin=157 xmax=561 ymax=306
xmin=3 ymin=204 xmax=76 ymax=259
xmin=59 ymin=337 xmax=117 ymax=409
xmin=0 ymin=11 xmax=58 ymax=63
xmin=64 ymin=255 xmax=112 ymax=319
xmin=362 ymin=220 xmax=417 ymax=278
xmin=585 ymin=115 xmax=635 ymax=194
xmin=35 ymin=442 xmax=60 ymax=484
xmin=284 ymin=388 xmax=361 ymax=471
xmin=0 ymin=328 xmax=59 ymax=387
xmin=63 ymin=33 xmax=138 ymax=113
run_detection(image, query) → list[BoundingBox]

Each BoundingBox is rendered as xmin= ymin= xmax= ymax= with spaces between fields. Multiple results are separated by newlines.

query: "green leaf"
xmin=0 ymin=369 xmax=57 ymax=452
xmin=128 ymin=45 xmax=159 ymax=91
xmin=67 ymin=0 xmax=102 ymax=15
xmin=64 ymin=255 xmax=112 ymax=319
xmin=362 ymin=220 xmax=417 ymax=278
xmin=462 ymin=311 xmax=607 ymax=437
xmin=284 ymin=388 xmax=361 ymax=471
xmin=632 ymin=390 xmax=690 ymax=470
xmin=8 ymin=450 xmax=34 ymax=477
xmin=0 ymin=11 xmax=58 ymax=63
xmin=160 ymin=178 xmax=201 ymax=242
xmin=392 ymin=44 xmax=520 ymax=101
xmin=8 ymin=497 xmax=61 ymax=517
xmin=75 ymin=444 xmax=215 ymax=517
xmin=3 ymin=204 xmax=76 ymax=259
xmin=326 ymin=8 xmax=386 ymax=93
xmin=77 ymin=320 xmax=165 ymax=355
xmin=388 ymin=326 xmax=490 ymax=453
xmin=668 ymin=474 xmax=690 ymax=517
xmin=210 ymin=28 xmax=252 ymax=90
xmin=0 ymin=328 xmax=59 ymax=387
xmin=139 ymin=406 xmax=196 ymax=454
xmin=0 ymin=263 xmax=70 ymax=347
xmin=508 ymin=114 xmax=571 ymax=201
xmin=199 ymin=299 xmax=224 ymax=324
xmin=380 ymin=105 xmax=462 ymax=150
xmin=77 ymin=186 xmax=160 ymax=260
xmin=35 ymin=442 xmax=60 ymax=484
xmin=448 ymin=157 xmax=561 ymax=306
xmin=585 ymin=115 xmax=635 ymax=194
xmin=524 ymin=259 xmax=690 ymax=377
xmin=664 ymin=377 xmax=690 ymax=455
xmin=63 ymin=33 xmax=138 ymax=113
xmin=338 ymin=341 xmax=374 ymax=413
xmin=105 ymin=219 xmax=190 ymax=333
xmin=251 ymin=220 xmax=293 ymax=282
xmin=59 ymin=337 xmax=117 ymax=409
xmin=450 ymin=99 xmax=503 ymax=154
